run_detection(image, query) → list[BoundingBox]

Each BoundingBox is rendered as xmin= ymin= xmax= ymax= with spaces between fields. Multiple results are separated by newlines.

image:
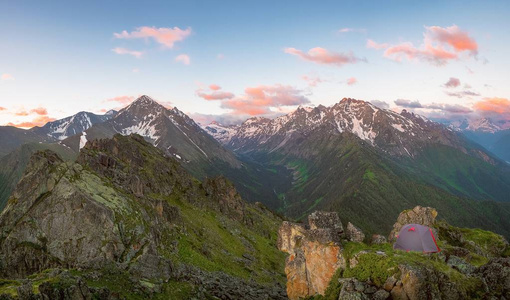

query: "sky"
xmin=1 ymin=0 xmax=510 ymax=128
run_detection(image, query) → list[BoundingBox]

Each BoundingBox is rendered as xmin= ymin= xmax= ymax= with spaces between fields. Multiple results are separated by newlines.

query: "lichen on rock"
xmin=277 ymin=211 xmax=346 ymax=300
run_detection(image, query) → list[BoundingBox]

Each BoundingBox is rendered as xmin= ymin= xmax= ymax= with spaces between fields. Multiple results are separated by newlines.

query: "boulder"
xmin=277 ymin=211 xmax=346 ymax=300
xmin=475 ymin=257 xmax=510 ymax=298
xmin=371 ymin=234 xmax=387 ymax=244
xmin=372 ymin=289 xmax=390 ymax=300
xmin=337 ymin=278 xmax=369 ymax=300
xmin=346 ymin=222 xmax=365 ymax=242
xmin=389 ymin=206 xmax=437 ymax=241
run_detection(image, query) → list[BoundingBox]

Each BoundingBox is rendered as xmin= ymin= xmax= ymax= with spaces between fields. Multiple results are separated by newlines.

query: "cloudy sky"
xmin=1 ymin=0 xmax=510 ymax=127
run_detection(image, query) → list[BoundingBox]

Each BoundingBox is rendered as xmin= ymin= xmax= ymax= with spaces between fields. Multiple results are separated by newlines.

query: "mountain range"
xmin=1 ymin=95 xmax=510 ymax=238
xmin=444 ymin=117 xmax=510 ymax=163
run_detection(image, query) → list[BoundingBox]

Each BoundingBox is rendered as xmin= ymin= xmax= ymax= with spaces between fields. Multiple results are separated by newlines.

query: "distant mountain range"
xmin=442 ymin=117 xmax=510 ymax=163
xmin=2 ymin=95 xmax=510 ymax=238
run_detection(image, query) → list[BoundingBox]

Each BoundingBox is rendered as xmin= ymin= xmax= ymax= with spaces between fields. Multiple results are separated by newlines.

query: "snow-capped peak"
xmin=466 ymin=118 xmax=501 ymax=133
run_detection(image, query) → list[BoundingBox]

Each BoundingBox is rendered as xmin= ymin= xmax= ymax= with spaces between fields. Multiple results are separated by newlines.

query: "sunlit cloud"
xmin=7 ymin=116 xmax=56 ymax=129
xmin=196 ymin=85 xmax=235 ymax=101
xmin=366 ymin=39 xmax=389 ymax=50
xmin=221 ymin=84 xmax=310 ymax=115
xmin=1 ymin=73 xmax=14 ymax=81
xmin=394 ymin=99 xmax=423 ymax=108
xmin=105 ymin=95 xmax=135 ymax=105
xmin=0 ymin=107 xmax=6 ymax=111
xmin=473 ymin=97 xmax=510 ymax=127
xmin=346 ymin=77 xmax=357 ymax=85
xmin=111 ymin=47 xmax=143 ymax=58
xmin=284 ymin=47 xmax=362 ymax=67
xmin=209 ymin=84 xmax=221 ymax=91
xmin=395 ymin=99 xmax=472 ymax=114
xmin=302 ymin=75 xmax=324 ymax=87
xmin=338 ymin=28 xmax=366 ymax=34
xmin=114 ymin=26 xmax=191 ymax=49
xmin=444 ymin=77 xmax=461 ymax=88
xmin=445 ymin=90 xmax=480 ymax=98
xmin=474 ymin=97 xmax=510 ymax=114
xmin=368 ymin=25 xmax=478 ymax=66
xmin=175 ymin=54 xmax=191 ymax=65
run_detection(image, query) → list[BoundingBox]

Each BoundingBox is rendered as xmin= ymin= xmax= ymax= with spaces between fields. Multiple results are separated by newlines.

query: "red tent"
xmin=393 ymin=224 xmax=440 ymax=253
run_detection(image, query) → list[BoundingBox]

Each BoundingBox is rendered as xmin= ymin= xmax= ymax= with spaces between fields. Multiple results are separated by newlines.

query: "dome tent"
xmin=393 ymin=224 xmax=440 ymax=253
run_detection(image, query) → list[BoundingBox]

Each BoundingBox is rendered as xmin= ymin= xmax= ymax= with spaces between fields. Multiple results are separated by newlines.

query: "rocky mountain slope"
xmin=0 ymin=134 xmax=287 ymax=299
xmin=58 ymin=95 xmax=286 ymax=207
xmin=279 ymin=207 xmax=510 ymax=300
xmin=61 ymin=96 xmax=242 ymax=177
xmin=0 ymin=142 xmax=77 ymax=211
xmin=30 ymin=111 xmax=116 ymax=141
xmin=202 ymin=98 xmax=510 ymax=238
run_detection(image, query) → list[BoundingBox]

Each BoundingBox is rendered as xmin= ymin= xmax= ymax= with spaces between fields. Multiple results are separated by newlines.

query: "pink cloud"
xmin=346 ymin=77 xmax=357 ymax=85
xmin=30 ymin=107 xmax=48 ymax=115
xmin=445 ymin=90 xmax=480 ymax=98
xmin=175 ymin=54 xmax=190 ymax=65
xmin=105 ymin=95 xmax=135 ymax=105
xmin=0 ymin=107 xmax=6 ymax=111
xmin=197 ymin=91 xmax=235 ymax=101
xmin=302 ymin=75 xmax=324 ymax=87
xmin=197 ymin=85 xmax=235 ymax=101
xmin=473 ymin=97 xmax=510 ymax=126
xmin=338 ymin=28 xmax=366 ymax=34
xmin=368 ymin=25 xmax=478 ymax=66
xmin=366 ymin=39 xmax=389 ymax=50
xmin=444 ymin=77 xmax=461 ymax=88
xmin=114 ymin=26 xmax=191 ymax=48
xmin=7 ymin=116 xmax=56 ymax=129
xmin=1 ymin=73 xmax=14 ymax=81
xmin=111 ymin=47 xmax=143 ymax=58
xmin=221 ymin=84 xmax=310 ymax=115
xmin=284 ymin=47 xmax=360 ymax=67
xmin=474 ymin=97 xmax=510 ymax=115
xmin=426 ymin=25 xmax=478 ymax=55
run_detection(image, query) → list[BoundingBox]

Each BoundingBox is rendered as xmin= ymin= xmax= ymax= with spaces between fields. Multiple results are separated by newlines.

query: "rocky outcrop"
xmin=0 ymin=147 xmax=173 ymax=279
xmin=389 ymin=206 xmax=438 ymax=241
xmin=372 ymin=234 xmax=387 ymax=244
xmin=346 ymin=222 xmax=365 ymax=242
xmin=277 ymin=211 xmax=346 ymax=300
xmin=202 ymin=176 xmax=246 ymax=223
xmin=337 ymin=278 xmax=388 ymax=300
xmin=0 ymin=134 xmax=286 ymax=298
xmin=475 ymin=258 xmax=510 ymax=298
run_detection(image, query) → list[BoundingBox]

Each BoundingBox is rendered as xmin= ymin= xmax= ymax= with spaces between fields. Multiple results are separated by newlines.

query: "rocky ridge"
xmin=278 ymin=207 xmax=510 ymax=300
xmin=0 ymin=134 xmax=287 ymax=299
xmin=203 ymin=98 xmax=490 ymax=161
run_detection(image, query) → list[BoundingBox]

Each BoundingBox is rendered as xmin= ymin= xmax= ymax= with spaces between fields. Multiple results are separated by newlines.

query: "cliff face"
xmin=277 ymin=211 xmax=346 ymax=300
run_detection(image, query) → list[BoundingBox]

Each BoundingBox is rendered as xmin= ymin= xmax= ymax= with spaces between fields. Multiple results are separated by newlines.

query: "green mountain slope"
xmin=239 ymin=132 xmax=510 ymax=239
xmin=0 ymin=142 xmax=77 ymax=211
xmin=0 ymin=126 xmax=54 ymax=157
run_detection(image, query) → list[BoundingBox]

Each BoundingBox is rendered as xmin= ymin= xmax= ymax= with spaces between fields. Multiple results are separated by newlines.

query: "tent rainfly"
xmin=393 ymin=223 xmax=440 ymax=253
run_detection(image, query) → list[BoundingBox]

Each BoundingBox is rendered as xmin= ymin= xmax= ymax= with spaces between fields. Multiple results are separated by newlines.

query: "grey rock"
xmin=372 ymin=289 xmax=390 ymax=300
xmin=446 ymin=255 xmax=475 ymax=274
xmin=346 ymin=222 xmax=365 ymax=243
xmin=371 ymin=234 xmax=387 ymax=245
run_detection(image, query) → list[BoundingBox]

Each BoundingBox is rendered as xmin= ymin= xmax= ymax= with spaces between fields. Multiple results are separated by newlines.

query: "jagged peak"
xmin=242 ymin=116 xmax=271 ymax=125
